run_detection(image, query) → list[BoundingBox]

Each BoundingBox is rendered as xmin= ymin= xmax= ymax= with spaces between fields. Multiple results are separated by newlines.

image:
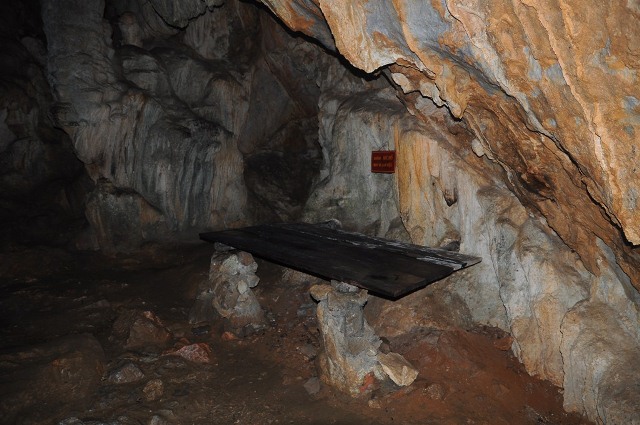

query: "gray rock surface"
xmin=298 ymin=73 xmax=638 ymax=421
xmin=303 ymin=87 xmax=409 ymax=239
xmin=40 ymin=0 xmax=336 ymax=251
xmin=190 ymin=251 xmax=266 ymax=336
xmin=107 ymin=362 xmax=145 ymax=384
xmin=310 ymin=282 xmax=383 ymax=396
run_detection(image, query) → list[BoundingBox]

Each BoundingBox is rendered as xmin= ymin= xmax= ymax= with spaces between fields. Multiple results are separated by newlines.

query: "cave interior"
xmin=1 ymin=0 xmax=639 ymax=424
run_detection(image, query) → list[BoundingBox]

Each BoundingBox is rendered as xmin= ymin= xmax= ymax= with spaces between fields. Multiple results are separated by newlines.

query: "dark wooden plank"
xmin=199 ymin=223 xmax=481 ymax=299
xmin=277 ymin=223 xmax=480 ymax=269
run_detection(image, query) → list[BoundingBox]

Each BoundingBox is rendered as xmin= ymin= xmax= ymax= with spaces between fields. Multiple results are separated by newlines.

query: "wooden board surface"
xmin=199 ymin=223 xmax=481 ymax=299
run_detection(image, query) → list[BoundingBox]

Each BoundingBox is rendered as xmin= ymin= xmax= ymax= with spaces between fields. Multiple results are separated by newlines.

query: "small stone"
xmin=331 ymin=280 xmax=359 ymax=293
xmin=377 ymin=352 xmax=419 ymax=387
xmin=221 ymin=331 xmax=238 ymax=341
xmin=166 ymin=343 xmax=212 ymax=364
xmin=143 ymin=379 xmax=164 ymax=401
xmin=299 ymin=344 xmax=317 ymax=359
xmin=113 ymin=310 xmax=172 ymax=350
xmin=237 ymin=280 xmax=249 ymax=294
xmin=492 ymin=381 xmax=510 ymax=396
xmin=237 ymin=251 xmax=255 ymax=266
xmin=282 ymin=374 xmax=295 ymax=386
xmin=303 ymin=377 xmax=321 ymax=395
xmin=309 ymin=284 xmax=332 ymax=302
xmin=148 ymin=415 xmax=167 ymax=425
xmin=368 ymin=398 xmax=382 ymax=409
xmin=107 ymin=362 xmax=145 ymax=384
xmin=191 ymin=324 xmax=211 ymax=337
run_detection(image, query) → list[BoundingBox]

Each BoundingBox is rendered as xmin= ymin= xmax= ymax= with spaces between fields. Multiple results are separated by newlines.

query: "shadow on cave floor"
xmin=0 ymin=244 xmax=592 ymax=425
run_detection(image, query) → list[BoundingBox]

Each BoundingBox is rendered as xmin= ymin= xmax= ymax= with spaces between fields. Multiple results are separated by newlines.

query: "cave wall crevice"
xmin=0 ymin=0 xmax=91 ymax=248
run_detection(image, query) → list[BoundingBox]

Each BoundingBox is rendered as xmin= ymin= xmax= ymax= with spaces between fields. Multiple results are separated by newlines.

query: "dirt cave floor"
xmin=0 ymin=243 xmax=592 ymax=425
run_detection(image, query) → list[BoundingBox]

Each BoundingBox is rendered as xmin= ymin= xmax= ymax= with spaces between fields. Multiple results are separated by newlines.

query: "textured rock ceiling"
xmin=259 ymin=0 xmax=640 ymax=291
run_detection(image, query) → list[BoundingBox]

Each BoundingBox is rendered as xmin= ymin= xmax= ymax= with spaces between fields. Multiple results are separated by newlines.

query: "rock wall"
xmin=316 ymin=78 xmax=640 ymax=423
xmin=258 ymin=1 xmax=640 ymax=422
xmin=260 ymin=0 xmax=640 ymax=295
xmin=35 ymin=0 xmax=639 ymax=422
xmin=0 ymin=0 xmax=90 ymax=247
xmin=41 ymin=0 xmax=332 ymax=251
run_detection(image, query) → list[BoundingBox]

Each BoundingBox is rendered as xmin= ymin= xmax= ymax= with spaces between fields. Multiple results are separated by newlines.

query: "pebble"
xmin=368 ymin=398 xmax=382 ymax=409
xmin=143 ymin=379 xmax=164 ymax=401
xmin=166 ymin=343 xmax=212 ymax=364
xmin=221 ymin=331 xmax=238 ymax=341
xmin=377 ymin=352 xmax=419 ymax=387
xmin=191 ymin=324 xmax=211 ymax=337
xmin=303 ymin=377 xmax=321 ymax=395
xmin=309 ymin=284 xmax=332 ymax=302
xmin=107 ymin=362 xmax=145 ymax=384
xmin=298 ymin=344 xmax=317 ymax=359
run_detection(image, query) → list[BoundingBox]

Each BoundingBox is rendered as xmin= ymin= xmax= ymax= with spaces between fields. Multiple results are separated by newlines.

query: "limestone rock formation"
xmin=260 ymin=0 xmax=640 ymax=293
xmin=31 ymin=0 xmax=639 ymax=422
xmin=310 ymin=282 xmax=384 ymax=396
xmin=259 ymin=1 xmax=640 ymax=422
xmin=190 ymin=251 xmax=266 ymax=336
xmin=41 ymin=0 xmax=330 ymax=250
xmin=303 ymin=87 xmax=410 ymax=238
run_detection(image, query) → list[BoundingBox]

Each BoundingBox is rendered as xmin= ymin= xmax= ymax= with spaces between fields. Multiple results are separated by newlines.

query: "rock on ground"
xmin=0 ymin=334 xmax=105 ymax=424
xmin=190 ymin=251 xmax=266 ymax=336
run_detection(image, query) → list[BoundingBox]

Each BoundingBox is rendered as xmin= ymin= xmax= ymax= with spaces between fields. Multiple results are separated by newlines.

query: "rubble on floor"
xmin=0 ymin=246 xmax=593 ymax=425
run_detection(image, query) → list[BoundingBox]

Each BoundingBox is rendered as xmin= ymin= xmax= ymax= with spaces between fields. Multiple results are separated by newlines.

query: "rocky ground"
xmin=0 ymin=244 xmax=592 ymax=425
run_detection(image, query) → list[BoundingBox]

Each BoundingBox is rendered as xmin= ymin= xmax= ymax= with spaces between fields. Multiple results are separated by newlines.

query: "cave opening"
xmin=1 ymin=0 xmax=638 ymax=424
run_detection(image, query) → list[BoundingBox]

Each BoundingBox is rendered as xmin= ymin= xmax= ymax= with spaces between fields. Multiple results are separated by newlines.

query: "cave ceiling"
xmin=259 ymin=0 xmax=640 ymax=291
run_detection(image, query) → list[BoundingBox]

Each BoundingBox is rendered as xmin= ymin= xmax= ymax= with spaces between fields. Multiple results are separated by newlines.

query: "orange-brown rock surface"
xmin=259 ymin=1 xmax=640 ymax=422
xmin=260 ymin=0 xmax=640 ymax=294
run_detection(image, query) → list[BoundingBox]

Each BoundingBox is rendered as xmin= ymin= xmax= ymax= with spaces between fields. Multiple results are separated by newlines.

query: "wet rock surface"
xmin=0 ymin=245 xmax=592 ymax=424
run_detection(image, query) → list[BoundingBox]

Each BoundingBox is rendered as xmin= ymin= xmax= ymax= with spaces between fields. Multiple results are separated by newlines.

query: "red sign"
xmin=371 ymin=150 xmax=396 ymax=173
